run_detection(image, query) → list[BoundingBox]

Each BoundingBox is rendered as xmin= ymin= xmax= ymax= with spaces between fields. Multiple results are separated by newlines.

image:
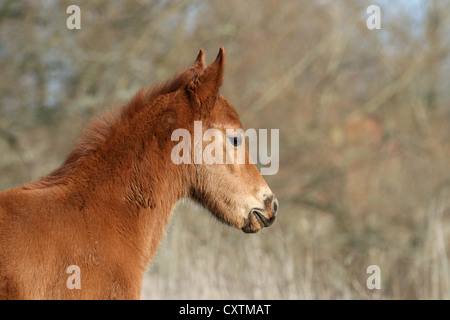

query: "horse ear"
xmin=189 ymin=49 xmax=205 ymax=74
xmin=186 ymin=47 xmax=225 ymax=110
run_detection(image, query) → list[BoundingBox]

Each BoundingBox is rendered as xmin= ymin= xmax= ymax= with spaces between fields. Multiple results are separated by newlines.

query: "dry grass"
xmin=141 ymin=189 xmax=450 ymax=300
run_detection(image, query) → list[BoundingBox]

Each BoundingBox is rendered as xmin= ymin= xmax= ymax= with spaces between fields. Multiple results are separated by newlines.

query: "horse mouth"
xmin=253 ymin=209 xmax=273 ymax=227
xmin=242 ymin=208 xmax=275 ymax=233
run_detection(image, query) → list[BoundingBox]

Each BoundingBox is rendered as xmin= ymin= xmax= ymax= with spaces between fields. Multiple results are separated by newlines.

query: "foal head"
xmin=176 ymin=48 xmax=278 ymax=233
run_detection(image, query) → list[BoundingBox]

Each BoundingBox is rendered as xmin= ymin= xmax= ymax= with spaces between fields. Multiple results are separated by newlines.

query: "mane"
xmin=26 ymin=67 xmax=196 ymax=189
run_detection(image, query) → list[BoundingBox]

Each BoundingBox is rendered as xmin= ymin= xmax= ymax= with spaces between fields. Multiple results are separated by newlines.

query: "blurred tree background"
xmin=1 ymin=0 xmax=449 ymax=299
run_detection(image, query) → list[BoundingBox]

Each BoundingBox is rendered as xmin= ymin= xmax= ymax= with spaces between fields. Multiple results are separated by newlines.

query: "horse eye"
xmin=227 ymin=135 xmax=242 ymax=147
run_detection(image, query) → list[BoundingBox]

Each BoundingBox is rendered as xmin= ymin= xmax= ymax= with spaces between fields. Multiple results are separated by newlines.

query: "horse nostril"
xmin=272 ymin=198 xmax=278 ymax=216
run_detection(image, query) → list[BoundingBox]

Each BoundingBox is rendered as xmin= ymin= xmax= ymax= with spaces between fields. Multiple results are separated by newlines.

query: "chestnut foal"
xmin=0 ymin=48 xmax=278 ymax=299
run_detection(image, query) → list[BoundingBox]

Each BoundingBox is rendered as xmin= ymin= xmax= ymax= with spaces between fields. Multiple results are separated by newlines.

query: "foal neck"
xmin=30 ymin=96 xmax=189 ymax=270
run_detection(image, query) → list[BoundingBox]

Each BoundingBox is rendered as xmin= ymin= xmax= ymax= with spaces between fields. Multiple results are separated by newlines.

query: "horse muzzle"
xmin=242 ymin=197 xmax=278 ymax=233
